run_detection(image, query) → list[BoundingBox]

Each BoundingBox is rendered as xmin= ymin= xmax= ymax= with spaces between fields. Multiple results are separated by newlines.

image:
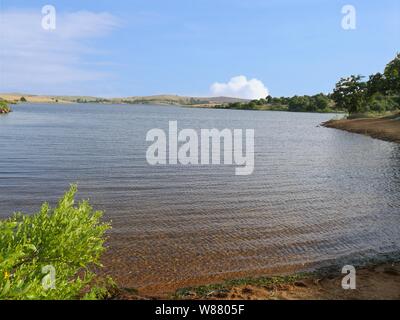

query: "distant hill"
xmin=0 ymin=93 xmax=248 ymax=107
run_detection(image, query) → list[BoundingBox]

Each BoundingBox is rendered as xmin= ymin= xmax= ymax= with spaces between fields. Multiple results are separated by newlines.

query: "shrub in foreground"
xmin=0 ymin=185 xmax=112 ymax=300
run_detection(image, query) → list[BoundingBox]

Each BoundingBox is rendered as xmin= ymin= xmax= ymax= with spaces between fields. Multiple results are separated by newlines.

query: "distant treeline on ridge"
xmin=216 ymin=53 xmax=400 ymax=114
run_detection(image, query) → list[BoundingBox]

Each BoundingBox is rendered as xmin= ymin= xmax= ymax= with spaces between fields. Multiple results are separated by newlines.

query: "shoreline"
xmin=113 ymin=261 xmax=400 ymax=300
xmin=322 ymin=113 xmax=400 ymax=144
xmin=5 ymin=100 xmax=344 ymax=115
xmin=1 ymin=93 xmax=344 ymax=114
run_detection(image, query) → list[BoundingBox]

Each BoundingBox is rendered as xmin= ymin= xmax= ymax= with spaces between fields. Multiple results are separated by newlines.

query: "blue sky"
xmin=0 ymin=0 xmax=399 ymax=98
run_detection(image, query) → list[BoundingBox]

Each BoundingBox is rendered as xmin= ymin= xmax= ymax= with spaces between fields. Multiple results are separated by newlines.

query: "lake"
xmin=1 ymin=103 xmax=399 ymax=293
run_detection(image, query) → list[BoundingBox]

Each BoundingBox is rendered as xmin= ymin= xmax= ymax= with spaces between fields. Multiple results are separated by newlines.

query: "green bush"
xmin=0 ymin=101 xmax=11 ymax=113
xmin=0 ymin=185 xmax=112 ymax=300
xmin=367 ymin=94 xmax=398 ymax=112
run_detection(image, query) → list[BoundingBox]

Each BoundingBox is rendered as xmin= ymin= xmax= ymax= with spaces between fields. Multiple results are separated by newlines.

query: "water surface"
xmin=1 ymin=103 xmax=399 ymax=292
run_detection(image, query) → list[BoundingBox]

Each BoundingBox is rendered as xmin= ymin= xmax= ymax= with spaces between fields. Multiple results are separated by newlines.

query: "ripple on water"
xmin=1 ymin=103 xmax=400 ymax=292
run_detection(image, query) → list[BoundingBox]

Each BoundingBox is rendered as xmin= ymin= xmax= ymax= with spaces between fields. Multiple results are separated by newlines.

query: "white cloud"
xmin=0 ymin=9 xmax=120 ymax=95
xmin=210 ymin=75 xmax=269 ymax=99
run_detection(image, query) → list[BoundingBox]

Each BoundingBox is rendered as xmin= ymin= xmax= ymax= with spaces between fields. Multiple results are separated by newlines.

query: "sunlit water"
xmin=1 ymin=103 xmax=399 ymax=292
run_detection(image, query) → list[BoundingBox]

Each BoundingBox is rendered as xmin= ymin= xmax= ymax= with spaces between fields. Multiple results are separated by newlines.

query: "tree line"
xmin=332 ymin=53 xmax=400 ymax=114
xmin=215 ymin=93 xmax=334 ymax=113
xmin=216 ymin=53 xmax=400 ymax=114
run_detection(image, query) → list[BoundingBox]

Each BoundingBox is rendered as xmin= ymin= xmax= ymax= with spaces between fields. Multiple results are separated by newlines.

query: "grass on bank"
xmin=0 ymin=185 xmax=114 ymax=300
xmin=172 ymin=273 xmax=311 ymax=299
xmin=345 ymin=110 xmax=400 ymax=119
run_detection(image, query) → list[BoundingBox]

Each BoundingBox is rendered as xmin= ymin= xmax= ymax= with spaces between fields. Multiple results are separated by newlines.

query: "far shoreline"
xmin=5 ymin=99 xmax=345 ymax=115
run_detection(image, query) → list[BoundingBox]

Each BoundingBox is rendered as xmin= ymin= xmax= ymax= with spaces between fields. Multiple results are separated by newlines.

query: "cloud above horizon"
xmin=210 ymin=76 xmax=269 ymax=99
xmin=0 ymin=9 xmax=120 ymax=95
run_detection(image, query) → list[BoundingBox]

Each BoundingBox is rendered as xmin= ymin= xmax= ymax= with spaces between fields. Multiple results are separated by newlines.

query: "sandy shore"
xmin=112 ymin=262 xmax=400 ymax=300
xmin=323 ymin=113 xmax=400 ymax=144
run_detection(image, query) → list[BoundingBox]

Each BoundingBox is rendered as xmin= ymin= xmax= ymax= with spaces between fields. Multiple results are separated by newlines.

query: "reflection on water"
xmin=1 ymin=103 xmax=399 ymax=292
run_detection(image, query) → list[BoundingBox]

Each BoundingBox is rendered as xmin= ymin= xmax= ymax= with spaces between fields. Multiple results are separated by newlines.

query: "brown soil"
xmin=113 ymin=262 xmax=400 ymax=300
xmin=204 ymin=263 xmax=400 ymax=300
xmin=323 ymin=114 xmax=400 ymax=144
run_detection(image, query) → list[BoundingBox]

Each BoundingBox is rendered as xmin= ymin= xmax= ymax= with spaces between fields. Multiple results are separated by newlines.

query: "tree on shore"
xmin=384 ymin=53 xmax=400 ymax=94
xmin=332 ymin=75 xmax=367 ymax=114
xmin=332 ymin=53 xmax=400 ymax=114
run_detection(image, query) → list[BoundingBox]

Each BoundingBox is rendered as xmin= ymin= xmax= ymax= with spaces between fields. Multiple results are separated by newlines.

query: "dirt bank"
xmin=323 ymin=113 xmax=400 ymax=144
xmin=194 ymin=263 xmax=400 ymax=300
xmin=113 ymin=262 xmax=400 ymax=300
